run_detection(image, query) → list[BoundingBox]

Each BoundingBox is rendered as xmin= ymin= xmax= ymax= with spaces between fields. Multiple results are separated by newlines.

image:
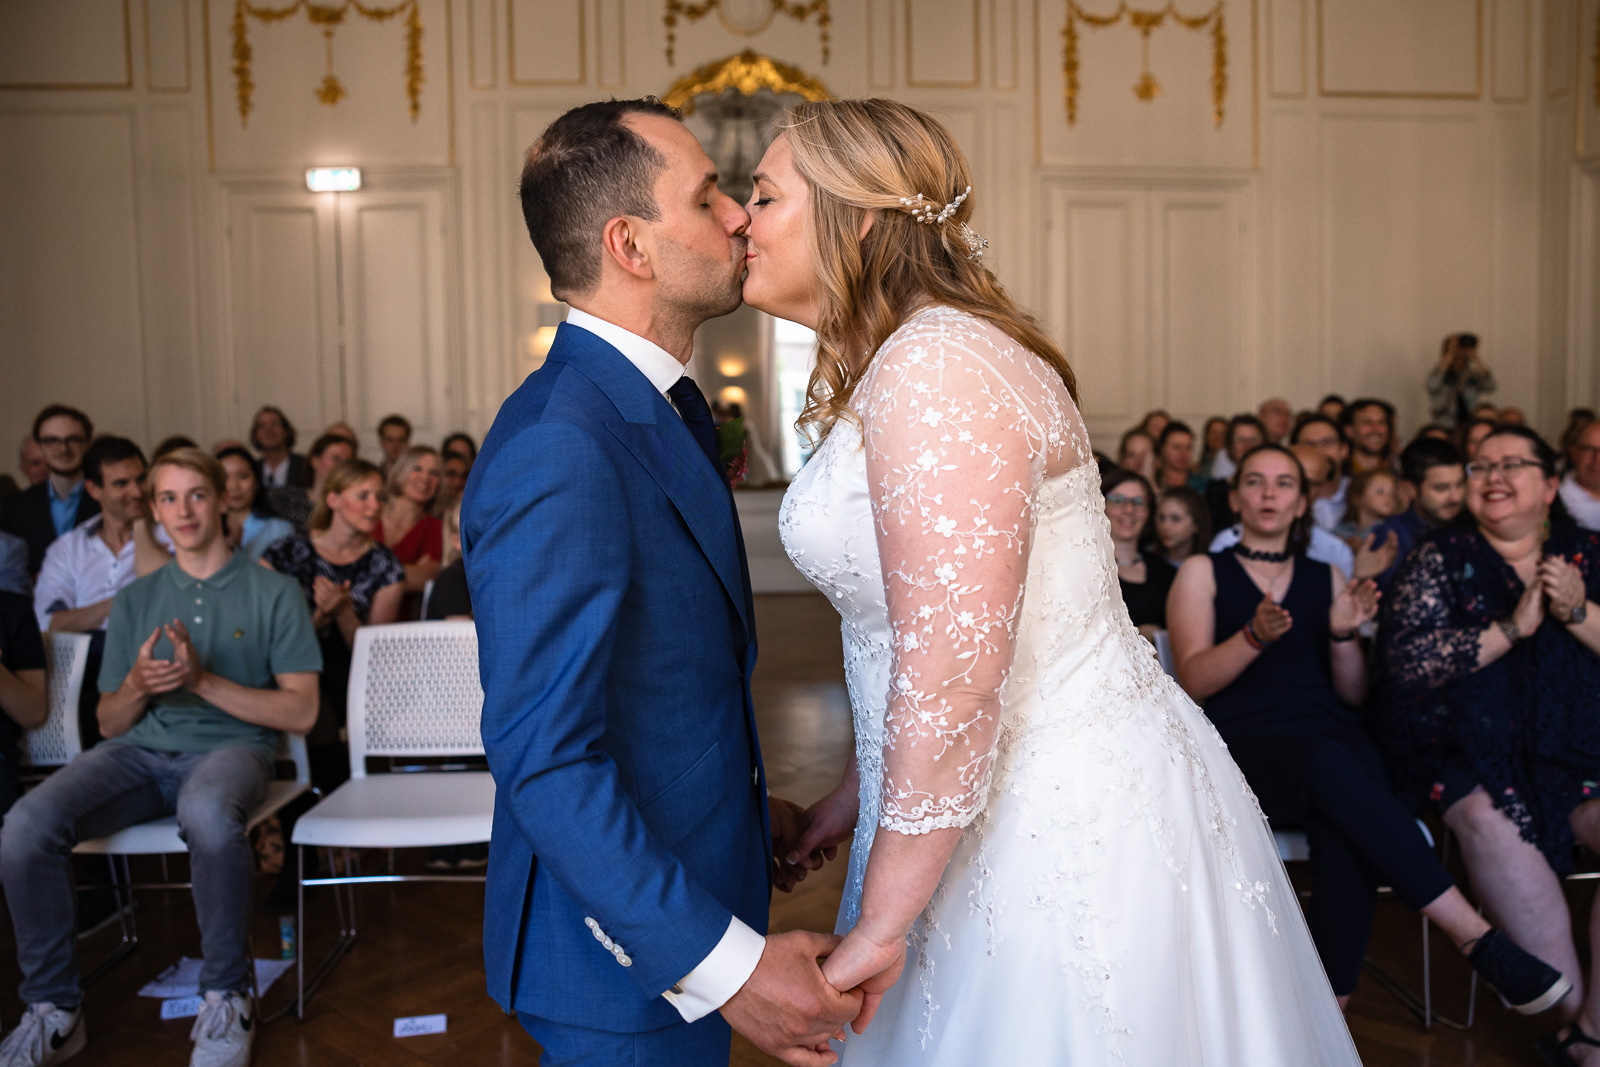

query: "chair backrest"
xmin=24 ymin=632 xmax=91 ymax=768
xmin=419 ymin=578 xmax=435 ymax=621
xmin=1153 ymin=629 xmax=1178 ymax=681
xmin=282 ymin=732 xmax=310 ymax=786
xmin=346 ymin=621 xmax=483 ymax=777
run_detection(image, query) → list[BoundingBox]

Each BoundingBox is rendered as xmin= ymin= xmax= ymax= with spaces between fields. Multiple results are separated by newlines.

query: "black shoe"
xmin=1469 ymin=928 xmax=1573 ymax=1015
xmin=1537 ymin=1021 xmax=1600 ymax=1066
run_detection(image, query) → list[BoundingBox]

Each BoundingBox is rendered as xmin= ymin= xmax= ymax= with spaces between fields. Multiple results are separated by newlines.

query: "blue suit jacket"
xmin=462 ymin=323 xmax=770 ymax=1032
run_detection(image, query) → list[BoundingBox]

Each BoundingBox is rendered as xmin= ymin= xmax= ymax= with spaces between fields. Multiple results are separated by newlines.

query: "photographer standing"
xmin=1428 ymin=332 xmax=1497 ymax=428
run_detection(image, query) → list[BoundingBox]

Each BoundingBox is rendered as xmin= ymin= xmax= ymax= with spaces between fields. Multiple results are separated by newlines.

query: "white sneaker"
xmin=189 ymin=992 xmax=253 ymax=1067
xmin=0 ymin=1004 xmax=85 ymax=1067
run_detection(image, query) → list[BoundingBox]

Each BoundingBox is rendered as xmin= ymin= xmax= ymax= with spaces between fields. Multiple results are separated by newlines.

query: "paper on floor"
xmin=139 ymin=957 xmax=295 ymax=999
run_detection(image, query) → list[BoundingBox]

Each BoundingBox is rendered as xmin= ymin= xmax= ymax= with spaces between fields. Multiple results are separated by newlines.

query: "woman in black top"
xmin=0 ymin=591 xmax=47 ymax=815
xmin=1102 ymin=469 xmax=1174 ymax=633
xmin=1167 ymin=443 xmax=1566 ymax=1013
xmin=423 ymin=501 xmax=472 ymax=621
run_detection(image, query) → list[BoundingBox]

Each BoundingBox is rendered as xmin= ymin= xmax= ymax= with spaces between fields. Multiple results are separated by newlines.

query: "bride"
xmin=744 ymin=99 xmax=1417 ymax=1064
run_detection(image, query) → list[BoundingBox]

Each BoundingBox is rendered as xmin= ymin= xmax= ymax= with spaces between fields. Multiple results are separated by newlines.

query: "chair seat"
xmin=292 ymin=772 xmax=494 ymax=849
xmin=73 ymin=781 xmax=309 ymax=857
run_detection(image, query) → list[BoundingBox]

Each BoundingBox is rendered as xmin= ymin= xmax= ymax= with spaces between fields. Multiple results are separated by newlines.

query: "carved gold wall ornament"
xmin=663 ymin=0 xmax=830 ymax=66
xmin=232 ymin=0 xmax=423 ymax=126
xmin=662 ymin=50 xmax=830 ymax=114
xmin=1062 ymin=1 xmax=1226 ymax=126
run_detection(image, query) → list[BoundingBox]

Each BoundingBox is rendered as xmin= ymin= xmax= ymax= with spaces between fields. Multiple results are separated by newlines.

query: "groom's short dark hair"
xmin=519 ymin=97 xmax=682 ymax=301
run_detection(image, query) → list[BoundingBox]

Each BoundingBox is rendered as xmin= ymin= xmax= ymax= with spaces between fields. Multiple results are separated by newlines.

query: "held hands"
xmin=1353 ymin=531 xmax=1400 ymax=582
xmin=772 ymin=787 xmax=859 ymax=893
xmin=1330 ymin=578 xmax=1380 ymax=636
xmin=129 ymin=621 xmax=203 ymax=696
xmin=1539 ymin=556 xmax=1586 ymax=622
xmin=820 ymin=925 xmax=908 ymax=1037
xmin=720 ymin=931 xmax=863 ymax=1067
xmin=1251 ymin=594 xmax=1293 ymax=643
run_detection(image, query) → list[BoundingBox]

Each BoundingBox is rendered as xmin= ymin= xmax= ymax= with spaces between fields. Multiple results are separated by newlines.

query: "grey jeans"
xmin=0 ymin=742 xmax=272 ymax=1005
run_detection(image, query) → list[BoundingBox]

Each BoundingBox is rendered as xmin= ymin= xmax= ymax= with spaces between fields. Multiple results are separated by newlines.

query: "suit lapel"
xmin=547 ymin=325 xmax=752 ymax=641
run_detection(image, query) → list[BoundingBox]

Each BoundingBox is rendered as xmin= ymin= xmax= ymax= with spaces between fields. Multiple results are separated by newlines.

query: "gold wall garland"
xmin=662 ymin=50 xmax=830 ymax=113
xmin=1063 ymin=1 xmax=1226 ymax=126
xmin=663 ymin=1 xmax=830 ymax=66
xmin=232 ymin=0 xmax=423 ymax=126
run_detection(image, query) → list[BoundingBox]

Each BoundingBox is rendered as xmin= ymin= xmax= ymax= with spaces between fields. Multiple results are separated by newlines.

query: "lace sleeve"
xmin=1381 ymin=541 xmax=1482 ymax=692
xmin=862 ymin=322 xmax=1045 ymax=836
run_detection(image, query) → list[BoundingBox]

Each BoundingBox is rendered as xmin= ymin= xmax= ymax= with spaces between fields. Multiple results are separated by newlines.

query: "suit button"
xmin=618 ymin=955 xmax=633 ymax=967
xmin=584 ymin=917 xmax=598 ymax=930
xmin=593 ymin=929 xmax=606 ymax=943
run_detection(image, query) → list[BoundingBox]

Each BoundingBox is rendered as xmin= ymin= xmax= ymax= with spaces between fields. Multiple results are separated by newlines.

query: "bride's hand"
xmin=780 ymin=785 xmax=859 ymax=886
xmin=822 ymin=926 xmax=906 ymax=1035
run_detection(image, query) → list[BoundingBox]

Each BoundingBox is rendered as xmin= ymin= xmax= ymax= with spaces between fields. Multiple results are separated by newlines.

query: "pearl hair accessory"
xmin=897 ymin=186 xmax=988 ymax=260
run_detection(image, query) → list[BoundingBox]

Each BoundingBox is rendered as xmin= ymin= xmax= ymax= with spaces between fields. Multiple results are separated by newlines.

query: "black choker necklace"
xmin=1233 ymin=544 xmax=1292 ymax=563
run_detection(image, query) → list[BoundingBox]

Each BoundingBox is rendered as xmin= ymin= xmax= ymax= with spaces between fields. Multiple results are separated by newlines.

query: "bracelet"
xmin=1241 ymin=622 xmax=1264 ymax=651
xmin=1330 ymin=629 xmax=1358 ymax=643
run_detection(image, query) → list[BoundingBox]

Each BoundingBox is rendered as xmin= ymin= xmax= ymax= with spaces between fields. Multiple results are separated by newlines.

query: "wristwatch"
xmin=1496 ymin=617 xmax=1522 ymax=644
xmin=1568 ymin=601 xmax=1588 ymax=626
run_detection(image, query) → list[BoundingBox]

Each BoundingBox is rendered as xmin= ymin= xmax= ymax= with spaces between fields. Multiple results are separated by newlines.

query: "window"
xmin=771 ymin=316 xmax=818 ymax=478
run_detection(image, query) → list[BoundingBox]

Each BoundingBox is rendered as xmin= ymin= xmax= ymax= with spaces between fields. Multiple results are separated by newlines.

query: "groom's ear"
xmin=599 ymin=215 xmax=655 ymax=281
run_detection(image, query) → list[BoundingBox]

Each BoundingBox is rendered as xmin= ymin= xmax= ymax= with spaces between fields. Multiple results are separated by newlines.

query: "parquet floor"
xmin=0 ymin=593 xmax=1585 ymax=1064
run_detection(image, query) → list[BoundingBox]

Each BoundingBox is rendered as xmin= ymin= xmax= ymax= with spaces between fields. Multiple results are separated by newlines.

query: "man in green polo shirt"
xmin=0 ymin=449 xmax=320 ymax=1067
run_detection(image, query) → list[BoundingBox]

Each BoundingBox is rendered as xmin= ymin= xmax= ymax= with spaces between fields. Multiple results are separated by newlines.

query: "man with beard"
xmin=1369 ymin=436 xmax=1467 ymax=591
xmin=1342 ymin=398 xmax=1398 ymax=476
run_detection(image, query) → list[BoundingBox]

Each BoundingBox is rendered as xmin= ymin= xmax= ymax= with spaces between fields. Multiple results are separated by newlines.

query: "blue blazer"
xmin=462 ymin=322 xmax=770 ymax=1032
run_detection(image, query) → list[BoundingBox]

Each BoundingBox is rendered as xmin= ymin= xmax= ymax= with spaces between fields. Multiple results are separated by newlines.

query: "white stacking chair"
xmin=289 ymin=620 xmax=493 ymax=1018
xmin=1152 ymin=629 xmax=1177 ymax=680
xmin=21 ymin=632 xmax=90 ymax=777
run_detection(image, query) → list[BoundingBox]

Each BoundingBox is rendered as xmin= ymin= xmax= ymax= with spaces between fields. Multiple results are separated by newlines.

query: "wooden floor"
xmin=0 ymin=593 xmax=1585 ymax=1064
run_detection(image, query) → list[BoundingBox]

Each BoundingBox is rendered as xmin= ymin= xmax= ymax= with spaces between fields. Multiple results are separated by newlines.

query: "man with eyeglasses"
xmin=1559 ymin=420 xmax=1600 ymax=532
xmin=1290 ymin=415 xmax=1351 ymax=532
xmin=0 ymin=406 xmax=99 ymax=577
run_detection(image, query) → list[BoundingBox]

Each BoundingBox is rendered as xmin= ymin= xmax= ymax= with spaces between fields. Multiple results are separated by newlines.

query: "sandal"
xmin=1538 ymin=1022 xmax=1600 ymax=1067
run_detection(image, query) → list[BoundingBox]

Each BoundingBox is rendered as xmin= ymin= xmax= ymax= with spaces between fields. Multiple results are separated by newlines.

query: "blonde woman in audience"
xmin=376 ymin=445 xmax=443 ymax=603
xmin=1156 ymin=484 xmax=1211 ymax=566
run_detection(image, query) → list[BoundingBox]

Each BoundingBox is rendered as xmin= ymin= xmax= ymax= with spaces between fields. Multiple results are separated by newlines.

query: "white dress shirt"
xmin=259 ymin=455 xmax=291 ymax=488
xmin=1311 ymin=476 xmax=1349 ymax=533
xmin=565 ymin=306 xmax=767 ymax=1022
xmin=33 ymin=515 xmax=169 ymax=631
xmin=1209 ymin=523 xmax=1355 ymax=579
xmin=1561 ymin=473 xmax=1600 ymax=532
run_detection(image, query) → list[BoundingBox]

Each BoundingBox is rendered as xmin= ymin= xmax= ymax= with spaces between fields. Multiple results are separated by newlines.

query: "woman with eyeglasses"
xmin=1378 ymin=425 xmax=1600 ymax=1062
xmin=1102 ymin=469 xmax=1173 ymax=635
xmin=1168 ymin=443 xmax=1569 ymax=1016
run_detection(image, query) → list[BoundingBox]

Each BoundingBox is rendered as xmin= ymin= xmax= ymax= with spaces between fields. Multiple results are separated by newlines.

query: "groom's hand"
xmin=720 ymin=930 xmax=862 ymax=1066
xmin=770 ymin=797 xmax=823 ymax=892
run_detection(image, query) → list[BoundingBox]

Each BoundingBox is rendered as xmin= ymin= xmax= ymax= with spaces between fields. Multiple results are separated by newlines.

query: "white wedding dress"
xmin=779 ymin=306 xmax=1361 ymax=1064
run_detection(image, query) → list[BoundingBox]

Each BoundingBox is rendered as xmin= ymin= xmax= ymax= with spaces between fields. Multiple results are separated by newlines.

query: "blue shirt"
xmin=1371 ymin=507 xmax=1434 ymax=592
xmin=240 ymin=513 xmax=295 ymax=563
xmin=46 ymin=479 xmax=85 ymax=538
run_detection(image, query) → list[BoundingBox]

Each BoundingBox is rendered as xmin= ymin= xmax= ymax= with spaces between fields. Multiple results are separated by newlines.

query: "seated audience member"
xmin=440 ymin=432 xmax=477 ymax=468
xmin=1410 ymin=423 xmax=1454 ymax=445
xmin=1561 ymin=420 xmax=1600 ymax=532
xmin=377 ymin=446 xmax=443 ymax=605
xmin=0 ymin=448 xmax=320 ymax=1067
xmin=377 ymin=414 xmax=412 ymax=477
xmin=263 ymin=459 xmax=403 ymax=789
xmin=1499 ymin=406 xmax=1526 ymax=426
xmin=1156 ymin=485 xmax=1211 ymax=566
xmin=423 ymin=502 xmax=471 ymax=621
xmin=1259 ymin=397 xmax=1294 ymax=444
xmin=1156 ymin=421 xmax=1208 ymax=491
xmin=1473 ymin=402 xmax=1500 ymax=422
xmin=1200 ymin=417 xmax=1228 ymax=477
xmin=1206 ymin=414 xmax=1267 ymax=526
xmin=0 ymin=533 xmax=28 ymax=598
xmin=33 ymin=437 xmax=166 ymax=747
xmin=1168 ymin=442 xmax=1568 ymax=1013
xmin=0 ymin=589 xmax=47 ymax=816
xmin=1561 ymin=409 xmax=1597 ymax=471
xmin=1137 ymin=409 xmax=1170 ymax=442
xmin=0 ymin=406 xmax=98 ymax=576
xmin=18 ymin=436 xmax=47 ymax=488
xmin=438 ymin=452 xmax=470 ymax=515
xmin=1103 ymin=470 xmax=1174 ymax=635
xmin=1336 ymin=469 xmax=1400 ymax=546
xmin=152 ymin=436 xmax=198 ymax=460
xmin=1291 ymin=417 xmax=1350 ymax=531
xmin=1318 ymin=395 xmax=1347 ymax=423
xmin=1116 ymin=429 xmax=1157 ymax=484
xmin=1428 ymin=332 xmax=1497 ymax=428
xmin=265 ymin=432 xmax=354 ymax=536
xmin=216 ymin=447 xmax=294 ymax=562
xmin=250 ymin=405 xmax=307 ymax=489
xmin=1460 ymin=416 xmax=1497 ymax=460
xmin=1376 ymin=425 xmax=1600 ymax=1058
xmin=1369 ymin=437 xmax=1467 ymax=592
xmin=323 ymin=422 xmax=360 ymax=452
xmin=1342 ymin=399 xmax=1397 ymax=475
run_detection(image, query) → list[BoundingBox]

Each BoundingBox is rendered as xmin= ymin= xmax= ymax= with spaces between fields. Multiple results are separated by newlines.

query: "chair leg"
xmin=285 ymin=846 xmax=358 ymax=1020
xmin=1422 ymin=914 xmax=1432 ymax=1030
xmin=81 ymin=854 xmax=140 ymax=987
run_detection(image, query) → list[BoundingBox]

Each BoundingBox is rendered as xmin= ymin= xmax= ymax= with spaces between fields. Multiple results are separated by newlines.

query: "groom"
xmin=462 ymin=98 xmax=860 ymax=1066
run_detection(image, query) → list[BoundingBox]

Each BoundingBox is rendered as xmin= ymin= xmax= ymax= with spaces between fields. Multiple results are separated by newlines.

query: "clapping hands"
xmin=129 ymin=620 xmax=203 ymax=696
xmin=1330 ymin=577 xmax=1380 ymax=636
xmin=1539 ymin=556 xmax=1586 ymax=622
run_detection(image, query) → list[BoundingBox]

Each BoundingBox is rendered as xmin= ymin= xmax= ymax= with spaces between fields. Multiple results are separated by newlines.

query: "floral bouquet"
xmin=717 ymin=417 xmax=749 ymax=490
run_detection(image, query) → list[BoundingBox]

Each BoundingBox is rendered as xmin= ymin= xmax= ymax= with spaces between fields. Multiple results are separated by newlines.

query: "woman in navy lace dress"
xmin=1378 ymin=425 xmax=1600 ymax=1063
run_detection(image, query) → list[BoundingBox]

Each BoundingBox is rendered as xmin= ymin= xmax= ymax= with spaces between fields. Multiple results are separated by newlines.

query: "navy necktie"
xmin=668 ymin=376 xmax=722 ymax=479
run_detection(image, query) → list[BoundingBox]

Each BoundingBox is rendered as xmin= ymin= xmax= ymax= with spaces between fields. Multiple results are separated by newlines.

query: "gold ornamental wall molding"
xmin=663 ymin=1 xmax=830 ymax=66
xmin=231 ymin=0 xmax=423 ymax=126
xmin=1062 ymin=1 xmax=1226 ymax=127
xmin=663 ymin=50 xmax=830 ymax=114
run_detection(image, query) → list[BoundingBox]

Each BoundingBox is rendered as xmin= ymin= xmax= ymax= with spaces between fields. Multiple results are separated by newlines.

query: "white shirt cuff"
xmin=660 ymin=916 xmax=765 ymax=1023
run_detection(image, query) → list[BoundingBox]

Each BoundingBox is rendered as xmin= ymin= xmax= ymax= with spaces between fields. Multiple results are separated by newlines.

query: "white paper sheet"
xmin=139 ymin=957 xmax=294 ymax=999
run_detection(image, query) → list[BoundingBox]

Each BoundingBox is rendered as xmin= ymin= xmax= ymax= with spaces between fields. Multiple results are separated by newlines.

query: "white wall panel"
xmin=1319 ymin=0 xmax=1482 ymax=98
xmin=467 ymin=0 xmax=496 ymax=89
xmin=1491 ymin=0 xmax=1530 ymax=101
xmin=1157 ymin=195 xmax=1245 ymax=418
xmin=507 ymin=0 xmax=585 ymax=85
xmin=868 ymin=0 xmax=895 ymax=88
xmin=0 ymin=0 xmax=131 ymax=88
xmin=0 ymin=110 xmax=146 ymax=441
xmin=1268 ymin=0 xmax=1308 ymax=97
xmin=906 ymin=0 xmax=980 ymax=87
xmin=143 ymin=0 xmax=190 ymax=92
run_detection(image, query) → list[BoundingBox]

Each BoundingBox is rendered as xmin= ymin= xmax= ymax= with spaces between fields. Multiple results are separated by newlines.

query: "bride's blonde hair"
xmin=783 ymin=98 xmax=1078 ymax=442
